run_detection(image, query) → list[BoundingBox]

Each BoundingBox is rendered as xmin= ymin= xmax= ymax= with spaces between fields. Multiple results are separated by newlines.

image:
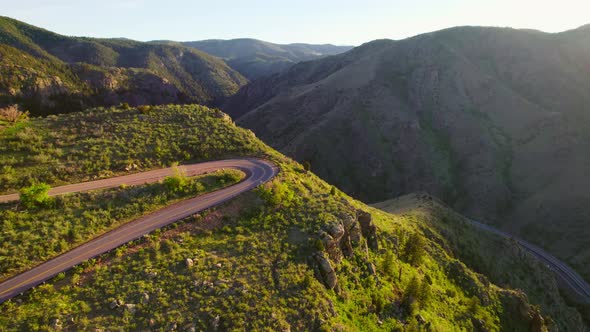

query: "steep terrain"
xmin=0 ymin=105 xmax=583 ymax=330
xmin=0 ymin=16 xmax=247 ymax=115
xmin=224 ymin=25 xmax=590 ymax=282
xmin=180 ymin=38 xmax=352 ymax=79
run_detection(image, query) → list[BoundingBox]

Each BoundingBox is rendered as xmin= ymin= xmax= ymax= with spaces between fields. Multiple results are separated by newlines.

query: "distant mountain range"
xmin=155 ymin=38 xmax=353 ymax=80
xmin=224 ymin=24 xmax=590 ymax=281
xmin=0 ymin=16 xmax=249 ymax=115
xmin=0 ymin=16 xmax=352 ymax=116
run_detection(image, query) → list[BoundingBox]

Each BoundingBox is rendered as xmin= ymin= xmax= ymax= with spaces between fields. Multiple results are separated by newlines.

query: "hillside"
xmin=180 ymin=38 xmax=353 ymax=79
xmin=0 ymin=104 xmax=583 ymax=330
xmin=223 ymin=25 xmax=590 ymax=283
xmin=0 ymin=16 xmax=247 ymax=115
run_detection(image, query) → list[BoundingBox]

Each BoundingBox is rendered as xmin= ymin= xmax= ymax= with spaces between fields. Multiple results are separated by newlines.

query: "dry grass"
xmin=0 ymin=105 xmax=29 ymax=123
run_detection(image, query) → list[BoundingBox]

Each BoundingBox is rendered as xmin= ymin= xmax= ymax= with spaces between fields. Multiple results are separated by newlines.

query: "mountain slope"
xmin=0 ymin=105 xmax=583 ymax=330
xmin=181 ymin=38 xmax=353 ymax=79
xmin=0 ymin=16 xmax=247 ymax=115
xmin=223 ymin=26 xmax=590 ymax=283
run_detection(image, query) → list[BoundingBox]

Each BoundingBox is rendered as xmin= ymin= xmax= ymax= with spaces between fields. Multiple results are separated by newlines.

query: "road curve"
xmin=471 ymin=220 xmax=590 ymax=302
xmin=0 ymin=158 xmax=278 ymax=304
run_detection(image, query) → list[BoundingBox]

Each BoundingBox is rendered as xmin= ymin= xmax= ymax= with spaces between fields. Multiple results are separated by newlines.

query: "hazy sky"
xmin=2 ymin=0 xmax=589 ymax=45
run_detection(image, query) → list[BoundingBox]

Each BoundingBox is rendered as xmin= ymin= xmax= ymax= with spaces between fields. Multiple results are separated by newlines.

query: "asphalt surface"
xmin=0 ymin=158 xmax=278 ymax=304
xmin=471 ymin=220 xmax=590 ymax=302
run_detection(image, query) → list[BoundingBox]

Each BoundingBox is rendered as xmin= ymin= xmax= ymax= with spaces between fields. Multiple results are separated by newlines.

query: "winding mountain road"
xmin=471 ymin=220 xmax=590 ymax=302
xmin=0 ymin=158 xmax=278 ymax=304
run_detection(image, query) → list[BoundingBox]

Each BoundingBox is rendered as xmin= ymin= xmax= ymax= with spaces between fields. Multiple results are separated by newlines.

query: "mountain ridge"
xmin=179 ymin=38 xmax=353 ymax=79
xmin=0 ymin=16 xmax=247 ymax=115
xmin=223 ymin=24 xmax=590 ymax=285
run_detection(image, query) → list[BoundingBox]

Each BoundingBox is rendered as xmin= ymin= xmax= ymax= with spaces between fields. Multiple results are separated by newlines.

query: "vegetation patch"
xmin=0 ymin=169 xmax=243 ymax=280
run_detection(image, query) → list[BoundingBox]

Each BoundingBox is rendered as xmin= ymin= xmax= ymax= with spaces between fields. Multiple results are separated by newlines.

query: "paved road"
xmin=471 ymin=220 xmax=590 ymax=302
xmin=0 ymin=158 xmax=278 ymax=303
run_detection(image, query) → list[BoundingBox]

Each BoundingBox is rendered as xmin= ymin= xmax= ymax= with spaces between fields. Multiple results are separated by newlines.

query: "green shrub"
xmin=137 ymin=105 xmax=151 ymax=114
xmin=257 ymin=182 xmax=295 ymax=207
xmin=19 ymin=183 xmax=54 ymax=209
xmin=330 ymin=186 xmax=336 ymax=196
xmin=164 ymin=166 xmax=188 ymax=193
xmin=120 ymin=102 xmax=131 ymax=110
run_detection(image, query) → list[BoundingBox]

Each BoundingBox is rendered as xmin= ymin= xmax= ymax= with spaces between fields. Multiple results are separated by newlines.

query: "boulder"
xmin=366 ymin=262 xmax=377 ymax=276
xmin=109 ymin=299 xmax=123 ymax=310
xmin=415 ymin=314 xmax=426 ymax=324
xmin=211 ymin=315 xmax=221 ymax=331
xmin=326 ymin=221 xmax=345 ymax=239
xmin=312 ymin=252 xmax=338 ymax=289
xmin=124 ymin=303 xmax=137 ymax=315
xmin=51 ymin=318 xmax=62 ymax=330
xmin=185 ymin=258 xmax=194 ymax=268
xmin=141 ymin=292 xmax=150 ymax=304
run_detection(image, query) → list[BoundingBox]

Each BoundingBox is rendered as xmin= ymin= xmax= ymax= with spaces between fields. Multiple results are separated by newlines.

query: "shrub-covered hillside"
xmin=0 ymin=105 xmax=583 ymax=330
xmin=0 ymin=16 xmax=247 ymax=115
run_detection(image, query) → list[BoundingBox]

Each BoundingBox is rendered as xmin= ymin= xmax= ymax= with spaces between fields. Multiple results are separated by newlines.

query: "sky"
xmin=1 ymin=0 xmax=590 ymax=45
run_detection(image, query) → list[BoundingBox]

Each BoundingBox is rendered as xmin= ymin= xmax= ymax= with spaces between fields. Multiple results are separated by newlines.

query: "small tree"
xmin=20 ymin=183 xmax=54 ymax=209
xmin=402 ymin=276 xmax=420 ymax=315
xmin=303 ymin=161 xmax=311 ymax=173
xmin=417 ymin=277 xmax=431 ymax=308
xmin=382 ymin=250 xmax=396 ymax=278
xmin=403 ymin=232 xmax=426 ymax=266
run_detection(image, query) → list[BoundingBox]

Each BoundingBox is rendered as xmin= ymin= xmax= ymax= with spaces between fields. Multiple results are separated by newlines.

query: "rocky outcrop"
xmin=311 ymin=210 xmax=380 ymax=289
xmin=498 ymin=290 xmax=549 ymax=332
xmin=108 ymin=299 xmax=124 ymax=310
xmin=446 ymin=260 xmax=490 ymax=306
xmin=340 ymin=213 xmax=361 ymax=257
xmin=357 ymin=209 xmax=379 ymax=251
xmin=311 ymin=252 xmax=338 ymax=289
xmin=319 ymin=222 xmax=345 ymax=263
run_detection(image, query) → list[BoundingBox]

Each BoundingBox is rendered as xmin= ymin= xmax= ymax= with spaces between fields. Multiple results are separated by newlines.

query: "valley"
xmin=0 ymin=14 xmax=589 ymax=331
xmin=225 ymin=25 xmax=590 ymax=286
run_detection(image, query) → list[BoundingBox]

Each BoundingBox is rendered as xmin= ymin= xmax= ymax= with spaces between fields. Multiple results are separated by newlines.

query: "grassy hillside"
xmin=181 ymin=38 xmax=353 ymax=79
xmin=223 ymin=26 xmax=590 ymax=283
xmin=0 ymin=16 xmax=247 ymax=115
xmin=0 ymin=105 xmax=584 ymax=330
xmin=374 ymin=194 xmax=589 ymax=329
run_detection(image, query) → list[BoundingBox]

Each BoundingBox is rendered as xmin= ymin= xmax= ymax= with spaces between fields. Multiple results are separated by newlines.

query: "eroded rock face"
xmin=357 ymin=209 xmax=379 ymax=251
